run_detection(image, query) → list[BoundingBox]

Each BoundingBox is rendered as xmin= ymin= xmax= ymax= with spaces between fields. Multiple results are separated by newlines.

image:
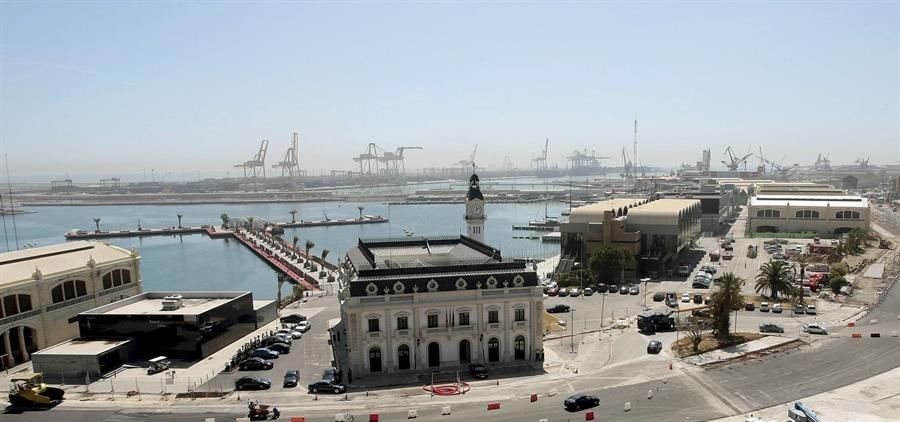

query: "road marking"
xmin=680 ymin=369 xmax=746 ymax=414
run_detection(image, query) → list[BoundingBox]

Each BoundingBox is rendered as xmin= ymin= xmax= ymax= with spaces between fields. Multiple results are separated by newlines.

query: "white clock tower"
xmin=465 ymin=171 xmax=486 ymax=243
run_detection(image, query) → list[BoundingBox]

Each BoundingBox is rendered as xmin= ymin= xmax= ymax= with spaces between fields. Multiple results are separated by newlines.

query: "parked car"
xmin=280 ymin=314 xmax=307 ymax=324
xmin=803 ymin=323 xmax=828 ymax=335
xmin=692 ymin=294 xmax=703 ymax=304
xmin=583 ymin=287 xmax=594 ymax=296
xmin=772 ymin=303 xmax=783 ymax=313
xmin=236 ymin=376 xmax=271 ymax=390
xmin=628 ymin=286 xmax=640 ymax=295
xmin=619 ymin=285 xmax=630 ymax=295
xmin=666 ymin=297 xmax=679 ymax=308
xmin=744 ymin=303 xmax=755 ymax=311
xmin=564 ymin=394 xmax=600 ymax=411
xmin=569 ymin=288 xmax=581 ymax=297
xmin=266 ymin=342 xmax=291 ymax=354
xmin=239 ymin=357 xmax=273 ymax=371
xmin=704 ymin=296 xmax=711 ymax=305
xmin=468 ymin=364 xmax=488 ymax=379
xmin=250 ymin=348 xmax=280 ymax=360
xmin=692 ymin=308 xmax=711 ymax=318
xmin=805 ymin=305 xmax=817 ymax=315
xmin=647 ymin=340 xmax=663 ymax=354
xmin=596 ymin=283 xmax=609 ymax=293
xmin=558 ymin=288 xmax=570 ymax=297
xmin=692 ymin=280 xmax=711 ymax=289
xmin=792 ymin=304 xmax=805 ymax=315
xmin=295 ymin=321 xmax=313 ymax=332
xmin=322 ymin=367 xmax=341 ymax=383
xmin=681 ymin=293 xmax=691 ymax=303
xmin=283 ymin=370 xmax=300 ymax=388
xmin=759 ymin=323 xmax=784 ymax=333
xmin=677 ymin=265 xmax=691 ymax=276
xmin=546 ymin=304 xmax=571 ymax=314
xmin=548 ymin=287 xmax=559 ymax=296
xmin=607 ymin=284 xmax=618 ymax=293
xmin=307 ymin=380 xmax=345 ymax=394
xmin=759 ymin=302 xmax=770 ymax=312
xmin=653 ymin=292 xmax=666 ymax=302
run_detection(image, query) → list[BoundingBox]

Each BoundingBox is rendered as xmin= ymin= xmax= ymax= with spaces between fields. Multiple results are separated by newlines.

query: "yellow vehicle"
xmin=8 ymin=373 xmax=64 ymax=407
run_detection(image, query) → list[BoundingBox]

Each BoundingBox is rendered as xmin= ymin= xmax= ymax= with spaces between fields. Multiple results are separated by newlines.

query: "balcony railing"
xmin=396 ymin=329 xmax=410 ymax=337
xmin=45 ymin=294 xmax=95 ymax=312
xmin=0 ymin=308 xmax=42 ymax=326
xmin=98 ymin=283 xmax=138 ymax=296
xmin=514 ymin=321 xmax=528 ymax=329
xmin=425 ymin=327 xmax=448 ymax=334
xmin=486 ymin=322 xmax=501 ymax=330
xmin=453 ymin=325 xmax=474 ymax=332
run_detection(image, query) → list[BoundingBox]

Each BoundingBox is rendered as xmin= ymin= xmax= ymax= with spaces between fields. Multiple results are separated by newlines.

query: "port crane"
xmin=721 ymin=146 xmax=753 ymax=171
xmin=272 ymin=132 xmax=305 ymax=177
xmin=567 ymin=149 xmax=607 ymax=170
xmin=378 ymin=146 xmax=422 ymax=176
xmin=234 ymin=140 xmax=269 ymax=180
xmin=763 ymin=156 xmax=799 ymax=181
xmin=813 ymin=154 xmax=832 ymax=171
xmin=456 ymin=144 xmax=478 ymax=174
xmin=353 ymin=143 xmax=381 ymax=176
xmin=621 ymin=147 xmax=634 ymax=179
xmin=531 ymin=138 xmax=549 ymax=171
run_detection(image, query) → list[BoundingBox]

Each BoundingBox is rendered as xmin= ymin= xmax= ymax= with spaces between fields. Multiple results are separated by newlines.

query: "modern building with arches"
xmin=748 ymin=195 xmax=870 ymax=236
xmin=0 ymin=241 xmax=141 ymax=368
xmin=335 ymin=235 xmax=544 ymax=379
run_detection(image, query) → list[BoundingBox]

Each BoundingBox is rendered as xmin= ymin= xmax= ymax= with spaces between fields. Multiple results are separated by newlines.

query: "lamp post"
xmin=569 ymin=308 xmax=576 ymax=353
xmin=640 ymin=277 xmax=651 ymax=310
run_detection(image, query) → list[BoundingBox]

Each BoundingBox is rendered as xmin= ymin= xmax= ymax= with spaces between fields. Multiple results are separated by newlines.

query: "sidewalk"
xmin=681 ymin=335 xmax=797 ymax=366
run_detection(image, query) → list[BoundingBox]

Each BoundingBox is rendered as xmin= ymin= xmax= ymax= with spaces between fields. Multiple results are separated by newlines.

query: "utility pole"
xmin=570 ymin=308 xmax=575 ymax=353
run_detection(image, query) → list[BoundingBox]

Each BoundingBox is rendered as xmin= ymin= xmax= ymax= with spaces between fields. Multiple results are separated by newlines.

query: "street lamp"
xmin=570 ymin=308 xmax=576 ymax=353
xmin=640 ymin=277 xmax=651 ymax=310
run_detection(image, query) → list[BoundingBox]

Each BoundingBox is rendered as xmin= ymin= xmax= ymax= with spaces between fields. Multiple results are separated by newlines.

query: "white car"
xmin=759 ymin=302 xmax=770 ymax=312
xmin=296 ymin=321 xmax=312 ymax=332
xmin=772 ymin=303 xmax=783 ymax=313
xmin=681 ymin=293 xmax=691 ymax=303
xmin=803 ymin=323 xmax=828 ymax=335
xmin=805 ymin=305 xmax=817 ymax=315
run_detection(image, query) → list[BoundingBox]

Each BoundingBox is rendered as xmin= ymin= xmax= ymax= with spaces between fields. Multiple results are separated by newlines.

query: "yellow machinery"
xmin=8 ymin=373 xmax=64 ymax=407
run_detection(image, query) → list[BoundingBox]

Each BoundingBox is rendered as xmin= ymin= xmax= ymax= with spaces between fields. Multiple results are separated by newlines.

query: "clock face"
xmin=472 ymin=205 xmax=483 ymax=216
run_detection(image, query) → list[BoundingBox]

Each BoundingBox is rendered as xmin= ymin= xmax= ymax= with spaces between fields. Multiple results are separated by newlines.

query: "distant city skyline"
xmin=1 ymin=1 xmax=898 ymax=180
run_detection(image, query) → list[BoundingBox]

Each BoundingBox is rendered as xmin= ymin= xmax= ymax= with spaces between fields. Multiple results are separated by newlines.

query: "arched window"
xmin=398 ymin=344 xmax=410 ymax=370
xmin=51 ymin=280 xmax=88 ymax=304
xmin=835 ymin=211 xmax=861 ymax=219
xmin=795 ymin=210 xmax=820 ymax=219
xmin=369 ymin=347 xmax=382 ymax=372
xmin=514 ymin=335 xmax=526 ymax=360
xmin=488 ymin=337 xmax=500 ymax=362
xmin=102 ymin=269 xmax=133 ymax=290
xmin=1 ymin=294 xmax=33 ymax=318
xmin=756 ymin=209 xmax=780 ymax=218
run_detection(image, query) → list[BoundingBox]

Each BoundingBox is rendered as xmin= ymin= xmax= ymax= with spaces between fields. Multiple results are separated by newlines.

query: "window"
xmin=514 ymin=308 xmax=525 ymax=322
xmin=458 ymin=312 xmax=470 ymax=326
xmin=102 ymin=269 xmax=133 ymax=290
xmin=836 ymin=211 xmax=861 ymax=219
xmin=514 ymin=335 xmax=526 ymax=360
xmin=2 ymin=295 xmax=19 ymax=317
xmin=367 ymin=318 xmax=379 ymax=332
xmin=396 ymin=316 xmax=408 ymax=330
xmin=756 ymin=209 xmax=780 ymax=218
xmin=488 ymin=310 xmax=499 ymax=324
xmin=427 ymin=314 xmax=439 ymax=328
xmin=795 ymin=210 xmax=820 ymax=219
xmin=51 ymin=280 xmax=88 ymax=304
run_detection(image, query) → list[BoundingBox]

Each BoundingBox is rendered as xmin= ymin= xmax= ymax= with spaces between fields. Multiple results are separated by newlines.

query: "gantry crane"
xmin=353 ymin=143 xmax=381 ymax=176
xmin=456 ymin=144 xmax=478 ymax=174
xmin=813 ymin=154 xmax=832 ymax=172
xmin=234 ymin=140 xmax=269 ymax=180
xmin=721 ymin=146 xmax=753 ymax=171
xmin=763 ymin=156 xmax=799 ymax=181
xmin=378 ymin=146 xmax=422 ymax=176
xmin=567 ymin=149 xmax=608 ymax=170
xmin=532 ymin=138 xmax=549 ymax=171
xmin=621 ymin=147 xmax=634 ymax=179
xmin=272 ymin=132 xmax=305 ymax=177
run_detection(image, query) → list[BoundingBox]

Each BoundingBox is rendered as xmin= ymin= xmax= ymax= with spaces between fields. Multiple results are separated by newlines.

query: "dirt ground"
xmin=671 ymin=332 xmax=765 ymax=358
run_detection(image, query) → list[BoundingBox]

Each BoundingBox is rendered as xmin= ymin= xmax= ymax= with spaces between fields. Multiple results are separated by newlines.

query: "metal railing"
xmin=0 ymin=308 xmax=42 ymax=327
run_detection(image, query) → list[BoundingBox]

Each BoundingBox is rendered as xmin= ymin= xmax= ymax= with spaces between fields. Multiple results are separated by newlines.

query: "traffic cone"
xmin=668 ymin=362 xmax=673 ymax=370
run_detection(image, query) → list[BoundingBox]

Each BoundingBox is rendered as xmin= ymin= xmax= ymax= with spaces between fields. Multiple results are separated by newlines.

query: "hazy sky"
xmin=1 ymin=1 xmax=898 ymax=180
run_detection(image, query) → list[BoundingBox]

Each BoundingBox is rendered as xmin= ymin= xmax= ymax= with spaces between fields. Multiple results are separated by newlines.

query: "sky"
xmin=1 ymin=1 xmax=898 ymax=181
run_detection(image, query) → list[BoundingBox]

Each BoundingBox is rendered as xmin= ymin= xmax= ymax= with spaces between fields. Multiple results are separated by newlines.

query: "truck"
xmin=637 ymin=311 xmax=676 ymax=333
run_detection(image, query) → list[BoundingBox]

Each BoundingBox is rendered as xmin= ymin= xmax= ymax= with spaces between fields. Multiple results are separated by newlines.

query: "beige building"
xmin=0 ymin=241 xmax=141 ymax=368
xmin=748 ymin=195 xmax=870 ymax=236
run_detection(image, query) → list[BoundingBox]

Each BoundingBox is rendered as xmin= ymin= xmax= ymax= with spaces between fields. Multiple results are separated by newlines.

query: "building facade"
xmin=748 ymin=195 xmax=870 ymax=236
xmin=0 ymin=241 xmax=141 ymax=368
xmin=336 ymin=236 xmax=543 ymax=379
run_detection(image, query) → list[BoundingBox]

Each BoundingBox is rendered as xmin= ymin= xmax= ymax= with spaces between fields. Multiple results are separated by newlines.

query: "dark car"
xmin=323 ymin=367 xmax=341 ymax=383
xmin=607 ymin=284 xmax=618 ymax=294
xmin=596 ymin=283 xmax=609 ymax=293
xmin=693 ymin=294 xmax=703 ymax=304
xmin=652 ymin=292 xmax=666 ymax=302
xmin=564 ymin=394 xmax=600 ymax=411
xmin=647 ymin=340 xmax=663 ymax=354
xmin=759 ymin=323 xmax=785 ymax=333
xmin=468 ymin=364 xmax=488 ymax=379
xmin=618 ymin=285 xmax=629 ymax=294
xmin=308 ymin=380 xmax=345 ymax=394
xmin=692 ymin=308 xmax=711 ymax=318
xmin=692 ymin=280 xmax=711 ymax=289
xmin=666 ymin=297 xmax=679 ymax=308
xmin=250 ymin=348 xmax=279 ymax=360
xmin=235 ymin=376 xmax=271 ymax=390
xmin=266 ymin=342 xmax=291 ymax=354
xmin=744 ymin=303 xmax=755 ymax=311
xmin=263 ymin=335 xmax=292 ymax=346
xmin=558 ymin=288 xmax=570 ymax=297
xmin=239 ymin=357 xmax=273 ymax=371
xmin=280 ymin=314 xmax=307 ymax=324
xmin=283 ymin=370 xmax=300 ymax=387
xmin=628 ymin=285 xmax=639 ymax=295
xmin=546 ymin=304 xmax=571 ymax=314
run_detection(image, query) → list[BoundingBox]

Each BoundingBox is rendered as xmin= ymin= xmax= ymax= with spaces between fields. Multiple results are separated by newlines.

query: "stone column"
xmin=2 ymin=330 xmax=13 ymax=366
xmin=383 ymin=308 xmax=393 ymax=373
xmin=18 ymin=327 xmax=29 ymax=362
xmin=502 ymin=300 xmax=510 ymax=362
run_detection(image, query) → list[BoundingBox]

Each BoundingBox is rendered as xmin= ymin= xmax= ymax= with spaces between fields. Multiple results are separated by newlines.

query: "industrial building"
xmin=657 ymin=186 xmax=735 ymax=235
xmin=558 ymin=197 xmax=702 ymax=279
xmin=0 ymin=241 xmax=142 ymax=368
xmin=747 ymin=195 xmax=870 ymax=236
xmin=335 ymin=235 xmax=543 ymax=378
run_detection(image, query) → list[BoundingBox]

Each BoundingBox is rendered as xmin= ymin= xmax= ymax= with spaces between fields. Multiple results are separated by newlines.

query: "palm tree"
xmin=292 ymin=235 xmax=299 ymax=250
xmin=710 ymin=272 xmax=744 ymax=340
xmin=305 ymin=240 xmax=315 ymax=259
xmin=755 ymin=261 xmax=793 ymax=299
xmin=276 ymin=273 xmax=289 ymax=308
xmin=177 ymin=213 xmax=183 ymax=228
xmin=289 ymin=209 xmax=298 ymax=223
xmin=93 ymin=217 xmax=102 ymax=233
xmin=248 ymin=217 xmax=256 ymax=232
xmin=220 ymin=213 xmax=230 ymax=229
xmin=357 ymin=206 xmax=364 ymax=220
xmin=827 ymin=240 xmax=845 ymax=264
xmin=792 ymin=253 xmax=809 ymax=281
xmin=321 ymin=248 xmax=330 ymax=264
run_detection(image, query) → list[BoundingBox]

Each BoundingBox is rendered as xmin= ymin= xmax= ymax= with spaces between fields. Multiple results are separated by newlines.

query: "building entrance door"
xmin=427 ymin=342 xmax=440 ymax=367
xmin=458 ymin=340 xmax=471 ymax=364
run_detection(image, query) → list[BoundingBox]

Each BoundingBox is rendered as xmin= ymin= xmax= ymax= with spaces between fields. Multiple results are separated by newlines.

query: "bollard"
xmin=407 ymin=409 xmax=418 ymax=419
xmin=487 ymin=402 xmax=501 ymax=410
xmin=852 ymin=333 xmax=862 ymax=338
xmin=662 ymin=376 xmax=668 ymax=384
xmin=624 ymin=401 xmax=632 ymax=411
xmin=648 ymin=389 xmax=653 ymax=400
xmin=668 ymin=362 xmax=673 ymax=370
xmin=441 ymin=405 xmax=451 ymax=415
xmin=848 ymin=322 xmax=855 ymax=327
xmin=369 ymin=413 xmax=379 ymax=422
xmin=496 ymin=380 xmax=499 ymax=386
xmin=585 ymin=411 xmax=595 ymax=420
xmin=315 ymin=393 xmax=319 ymax=400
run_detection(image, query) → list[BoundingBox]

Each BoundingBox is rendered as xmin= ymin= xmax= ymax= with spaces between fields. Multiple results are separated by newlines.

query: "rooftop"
xmin=750 ymin=195 xmax=868 ymax=208
xmin=81 ymin=291 xmax=250 ymax=317
xmin=0 ymin=240 xmax=136 ymax=285
xmin=628 ymin=198 xmax=702 ymax=220
xmin=347 ymin=235 xmax=501 ymax=272
xmin=33 ymin=338 xmax=131 ymax=356
xmin=568 ymin=198 xmax=648 ymax=223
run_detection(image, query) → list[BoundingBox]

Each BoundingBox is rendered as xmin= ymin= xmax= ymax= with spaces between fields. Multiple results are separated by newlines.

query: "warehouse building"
xmin=747 ymin=195 xmax=870 ymax=236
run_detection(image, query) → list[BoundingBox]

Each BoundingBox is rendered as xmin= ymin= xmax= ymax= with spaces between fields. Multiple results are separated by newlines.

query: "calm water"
xmin=2 ymin=201 xmax=566 ymax=299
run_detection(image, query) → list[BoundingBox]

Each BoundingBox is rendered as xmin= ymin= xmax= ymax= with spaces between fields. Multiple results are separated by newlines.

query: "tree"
xmin=679 ymin=316 xmax=710 ymax=356
xmin=292 ymin=235 xmax=299 ymax=250
xmin=588 ymin=245 xmax=636 ymax=283
xmin=177 ymin=213 xmax=183 ymax=228
xmin=792 ymin=253 xmax=810 ymax=281
xmin=830 ymin=276 xmax=849 ymax=295
xmin=248 ymin=217 xmax=256 ymax=232
xmin=305 ymin=240 xmax=315 ymax=259
xmin=755 ymin=260 xmax=793 ymax=299
xmin=220 ymin=213 xmax=230 ymax=229
xmin=276 ymin=272 xmax=289 ymax=307
xmin=289 ymin=209 xmax=298 ymax=223
xmin=321 ymin=248 xmax=330 ymax=263
xmin=93 ymin=217 xmax=101 ymax=233
xmin=827 ymin=240 xmax=845 ymax=264
xmin=710 ymin=272 xmax=744 ymax=340
xmin=829 ymin=262 xmax=849 ymax=279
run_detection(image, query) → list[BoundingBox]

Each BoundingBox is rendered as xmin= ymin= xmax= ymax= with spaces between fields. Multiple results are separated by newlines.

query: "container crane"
xmin=234 ymin=140 xmax=269 ymax=180
xmin=532 ymin=138 xmax=549 ymax=171
xmin=272 ymin=132 xmax=305 ymax=177
xmin=721 ymin=146 xmax=752 ymax=171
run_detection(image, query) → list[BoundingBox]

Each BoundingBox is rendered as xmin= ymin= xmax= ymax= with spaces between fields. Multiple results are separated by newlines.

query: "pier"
xmin=278 ymin=215 xmax=388 ymax=228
